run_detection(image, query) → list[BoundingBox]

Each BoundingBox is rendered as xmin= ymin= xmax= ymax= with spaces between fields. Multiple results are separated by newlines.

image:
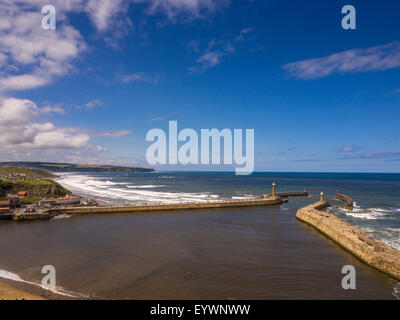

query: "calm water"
xmin=56 ymin=171 xmax=400 ymax=250
xmin=0 ymin=172 xmax=399 ymax=299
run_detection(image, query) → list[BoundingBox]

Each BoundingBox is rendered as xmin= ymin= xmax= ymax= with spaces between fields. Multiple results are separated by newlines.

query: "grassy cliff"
xmin=0 ymin=167 xmax=70 ymax=198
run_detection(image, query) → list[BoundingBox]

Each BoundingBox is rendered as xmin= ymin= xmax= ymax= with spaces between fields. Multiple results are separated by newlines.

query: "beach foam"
xmin=55 ymin=173 xmax=220 ymax=205
xmin=0 ymin=269 xmax=85 ymax=298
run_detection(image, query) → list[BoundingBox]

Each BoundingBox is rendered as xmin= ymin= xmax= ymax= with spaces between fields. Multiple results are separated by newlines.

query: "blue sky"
xmin=0 ymin=0 xmax=400 ymax=172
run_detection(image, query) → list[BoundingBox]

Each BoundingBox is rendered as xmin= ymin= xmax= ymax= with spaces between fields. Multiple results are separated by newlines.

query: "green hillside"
xmin=0 ymin=162 xmax=155 ymax=173
xmin=0 ymin=167 xmax=70 ymax=198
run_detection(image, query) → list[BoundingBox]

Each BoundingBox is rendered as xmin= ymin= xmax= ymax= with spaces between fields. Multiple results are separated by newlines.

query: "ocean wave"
xmin=343 ymin=212 xmax=384 ymax=220
xmin=331 ymin=205 xmax=394 ymax=220
xmin=365 ymin=227 xmax=400 ymax=250
xmin=55 ymin=174 xmax=220 ymax=205
xmin=386 ymin=227 xmax=400 ymax=233
xmin=356 ymin=226 xmax=400 ymax=250
xmin=232 ymin=196 xmax=256 ymax=200
xmin=126 ymin=185 xmax=165 ymax=189
xmin=330 ymin=201 xmax=400 ymax=249
xmin=0 ymin=269 xmax=86 ymax=298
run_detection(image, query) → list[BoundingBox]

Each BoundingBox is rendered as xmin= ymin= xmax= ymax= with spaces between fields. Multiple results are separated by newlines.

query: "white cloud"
xmin=0 ymin=97 xmax=97 ymax=150
xmin=0 ymin=1 xmax=232 ymax=92
xmin=89 ymin=145 xmax=109 ymax=152
xmin=0 ymin=74 xmax=49 ymax=91
xmin=118 ymin=72 xmax=160 ymax=84
xmin=0 ymin=2 xmax=86 ymax=92
xmin=0 ymin=98 xmax=38 ymax=125
xmin=94 ymin=130 xmax=132 ymax=138
xmin=85 ymin=0 xmax=122 ymax=31
xmin=282 ymin=41 xmax=400 ymax=80
xmin=189 ymin=27 xmax=252 ymax=72
xmin=85 ymin=98 xmax=104 ymax=109
xmin=40 ymin=105 xmax=66 ymax=115
xmin=338 ymin=146 xmax=362 ymax=153
xmin=133 ymin=0 xmax=229 ymax=21
xmin=32 ymin=130 xmax=90 ymax=149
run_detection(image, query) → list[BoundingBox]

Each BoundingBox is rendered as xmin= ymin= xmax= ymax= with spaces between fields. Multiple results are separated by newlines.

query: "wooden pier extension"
xmin=334 ymin=193 xmax=353 ymax=210
xmin=275 ymin=191 xmax=308 ymax=198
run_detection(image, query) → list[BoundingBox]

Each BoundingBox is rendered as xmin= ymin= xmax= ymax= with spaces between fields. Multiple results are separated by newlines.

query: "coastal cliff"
xmin=0 ymin=167 xmax=70 ymax=198
xmin=0 ymin=180 xmax=70 ymax=198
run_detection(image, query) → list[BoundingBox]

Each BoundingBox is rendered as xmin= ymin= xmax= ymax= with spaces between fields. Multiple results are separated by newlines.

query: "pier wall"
xmin=13 ymin=213 xmax=52 ymax=221
xmin=334 ymin=193 xmax=353 ymax=209
xmin=296 ymin=201 xmax=400 ymax=281
xmin=52 ymin=197 xmax=284 ymax=215
xmin=264 ymin=191 xmax=308 ymax=198
xmin=0 ymin=214 xmax=13 ymax=221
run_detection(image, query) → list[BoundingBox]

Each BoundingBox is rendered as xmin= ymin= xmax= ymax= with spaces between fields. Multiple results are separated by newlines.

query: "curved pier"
xmin=296 ymin=200 xmax=400 ymax=281
xmin=334 ymin=193 xmax=353 ymax=210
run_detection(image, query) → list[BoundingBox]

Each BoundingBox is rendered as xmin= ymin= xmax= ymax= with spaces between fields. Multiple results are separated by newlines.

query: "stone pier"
xmin=296 ymin=200 xmax=400 ymax=281
xmin=51 ymin=196 xmax=284 ymax=215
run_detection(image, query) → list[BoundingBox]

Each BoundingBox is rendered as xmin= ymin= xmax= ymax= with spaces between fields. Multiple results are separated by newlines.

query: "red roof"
xmin=17 ymin=191 xmax=27 ymax=196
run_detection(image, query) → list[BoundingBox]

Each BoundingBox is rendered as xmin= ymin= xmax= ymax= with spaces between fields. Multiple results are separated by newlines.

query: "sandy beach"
xmin=0 ymin=277 xmax=82 ymax=300
xmin=0 ymin=278 xmax=48 ymax=300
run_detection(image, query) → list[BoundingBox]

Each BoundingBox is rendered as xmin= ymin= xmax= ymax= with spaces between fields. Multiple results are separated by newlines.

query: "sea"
xmin=0 ymin=171 xmax=399 ymax=299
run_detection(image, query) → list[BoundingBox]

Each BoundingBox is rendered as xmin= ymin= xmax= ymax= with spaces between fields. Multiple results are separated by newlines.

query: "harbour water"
xmin=0 ymin=172 xmax=399 ymax=299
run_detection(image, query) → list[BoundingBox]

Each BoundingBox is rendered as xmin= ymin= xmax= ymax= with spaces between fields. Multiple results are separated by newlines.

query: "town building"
xmin=0 ymin=200 xmax=10 ymax=215
xmin=55 ymin=196 xmax=81 ymax=206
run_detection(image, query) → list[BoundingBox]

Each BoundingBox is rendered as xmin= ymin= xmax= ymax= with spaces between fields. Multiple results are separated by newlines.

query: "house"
xmin=40 ymin=199 xmax=57 ymax=207
xmin=0 ymin=207 xmax=10 ymax=214
xmin=18 ymin=191 xmax=28 ymax=197
xmin=0 ymin=200 xmax=10 ymax=207
xmin=0 ymin=201 xmax=10 ymax=215
xmin=55 ymin=196 xmax=81 ymax=206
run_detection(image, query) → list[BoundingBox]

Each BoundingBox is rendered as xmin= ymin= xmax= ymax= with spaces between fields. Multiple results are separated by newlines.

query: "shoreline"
xmin=0 ymin=268 xmax=89 ymax=300
xmin=0 ymin=277 xmax=72 ymax=300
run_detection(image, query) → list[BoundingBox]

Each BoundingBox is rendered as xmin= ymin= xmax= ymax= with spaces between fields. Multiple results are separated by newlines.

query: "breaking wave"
xmin=55 ymin=173 xmax=220 ymax=205
xmin=329 ymin=202 xmax=400 ymax=249
xmin=330 ymin=205 xmax=394 ymax=220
